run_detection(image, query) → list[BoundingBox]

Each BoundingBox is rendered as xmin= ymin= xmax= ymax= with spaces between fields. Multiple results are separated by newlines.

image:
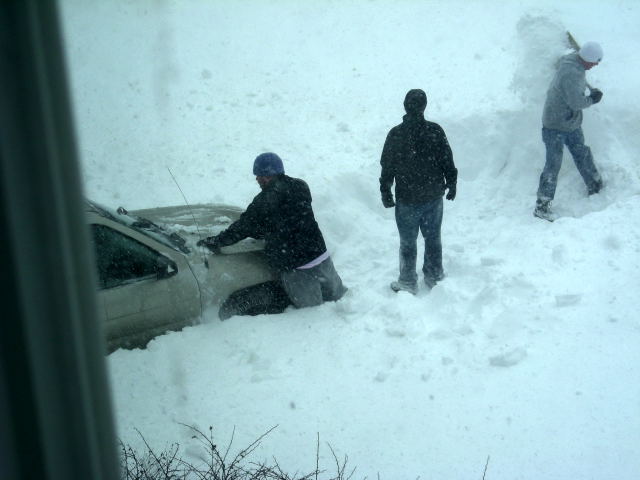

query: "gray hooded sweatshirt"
xmin=542 ymin=53 xmax=595 ymax=132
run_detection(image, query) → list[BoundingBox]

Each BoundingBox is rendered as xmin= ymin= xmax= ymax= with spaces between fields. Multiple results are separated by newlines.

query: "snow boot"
xmin=390 ymin=281 xmax=418 ymax=295
xmin=424 ymin=273 xmax=444 ymax=290
xmin=588 ymin=179 xmax=603 ymax=196
xmin=533 ymin=200 xmax=556 ymax=222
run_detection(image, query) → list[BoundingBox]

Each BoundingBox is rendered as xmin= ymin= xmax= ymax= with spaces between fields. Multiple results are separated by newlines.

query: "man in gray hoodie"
xmin=534 ymin=41 xmax=604 ymax=221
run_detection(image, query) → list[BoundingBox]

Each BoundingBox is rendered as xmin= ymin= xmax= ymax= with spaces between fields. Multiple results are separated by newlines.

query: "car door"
xmin=89 ymin=222 xmax=201 ymax=351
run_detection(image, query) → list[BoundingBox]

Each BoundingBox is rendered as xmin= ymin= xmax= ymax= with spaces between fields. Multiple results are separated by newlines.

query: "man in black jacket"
xmin=199 ymin=152 xmax=346 ymax=308
xmin=380 ymin=89 xmax=457 ymax=294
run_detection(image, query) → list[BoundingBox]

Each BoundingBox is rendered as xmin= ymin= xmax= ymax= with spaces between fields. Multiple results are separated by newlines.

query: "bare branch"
xmin=315 ymin=433 xmax=320 ymax=480
xmin=482 ymin=455 xmax=490 ymax=480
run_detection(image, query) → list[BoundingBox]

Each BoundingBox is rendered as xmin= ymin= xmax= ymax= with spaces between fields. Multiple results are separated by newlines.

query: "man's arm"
xmin=198 ymin=192 xmax=269 ymax=252
xmin=437 ymin=126 xmax=458 ymax=200
xmin=379 ymin=130 xmax=397 ymax=207
xmin=560 ymin=72 xmax=593 ymax=111
xmin=217 ymin=194 xmax=269 ymax=246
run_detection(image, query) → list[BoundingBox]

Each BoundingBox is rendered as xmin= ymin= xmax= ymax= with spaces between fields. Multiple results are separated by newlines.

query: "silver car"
xmin=87 ymin=200 xmax=289 ymax=352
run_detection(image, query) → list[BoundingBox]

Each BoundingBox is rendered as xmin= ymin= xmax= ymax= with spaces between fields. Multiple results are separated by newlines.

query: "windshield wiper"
xmin=131 ymin=216 xmax=190 ymax=254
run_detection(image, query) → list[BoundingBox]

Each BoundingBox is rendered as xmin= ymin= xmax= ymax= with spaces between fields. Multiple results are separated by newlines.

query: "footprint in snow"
xmin=489 ymin=347 xmax=527 ymax=367
xmin=373 ymin=371 xmax=388 ymax=382
xmin=385 ymin=328 xmax=406 ymax=338
xmin=480 ymin=257 xmax=504 ymax=266
xmin=555 ymin=294 xmax=581 ymax=307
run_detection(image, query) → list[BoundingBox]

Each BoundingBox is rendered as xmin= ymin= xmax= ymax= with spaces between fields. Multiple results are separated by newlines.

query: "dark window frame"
xmin=0 ymin=1 xmax=120 ymax=479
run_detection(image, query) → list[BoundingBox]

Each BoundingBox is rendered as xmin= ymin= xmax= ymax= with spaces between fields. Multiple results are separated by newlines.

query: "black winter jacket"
xmin=380 ymin=114 xmax=457 ymax=204
xmin=215 ymin=175 xmax=327 ymax=272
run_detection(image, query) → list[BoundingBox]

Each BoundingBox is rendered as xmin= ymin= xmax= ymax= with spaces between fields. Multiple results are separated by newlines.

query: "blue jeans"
xmin=395 ymin=198 xmax=444 ymax=286
xmin=537 ymin=127 xmax=601 ymax=202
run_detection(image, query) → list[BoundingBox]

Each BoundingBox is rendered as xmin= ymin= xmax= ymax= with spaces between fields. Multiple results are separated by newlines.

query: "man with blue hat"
xmin=198 ymin=152 xmax=347 ymax=309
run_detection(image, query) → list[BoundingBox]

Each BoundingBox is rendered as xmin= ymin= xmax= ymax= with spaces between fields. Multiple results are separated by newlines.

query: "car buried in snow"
xmin=86 ymin=200 xmax=290 ymax=352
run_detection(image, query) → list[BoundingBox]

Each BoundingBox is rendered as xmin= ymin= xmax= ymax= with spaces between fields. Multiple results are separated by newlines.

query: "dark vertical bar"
xmin=0 ymin=1 xmax=119 ymax=479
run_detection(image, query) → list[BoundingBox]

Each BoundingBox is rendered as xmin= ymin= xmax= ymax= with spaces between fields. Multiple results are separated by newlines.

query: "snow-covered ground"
xmin=61 ymin=1 xmax=640 ymax=478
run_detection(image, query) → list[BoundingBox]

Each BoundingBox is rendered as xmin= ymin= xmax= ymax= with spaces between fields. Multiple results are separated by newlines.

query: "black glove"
xmin=589 ymin=88 xmax=603 ymax=104
xmin=381 ymin=191 xmax=395 ymax=208
xmin=197 ymin=236 xmax=221 ymax=254
xmin=445 ymin=184 xmax=456 ymax=201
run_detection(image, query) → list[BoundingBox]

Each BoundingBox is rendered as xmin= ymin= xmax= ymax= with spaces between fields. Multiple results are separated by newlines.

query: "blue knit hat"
xmin=253 ymin=152 xmax=285 ymax=176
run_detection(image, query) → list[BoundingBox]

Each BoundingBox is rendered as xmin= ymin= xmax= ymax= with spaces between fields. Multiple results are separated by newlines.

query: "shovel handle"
xmin=566 ymin=31 xmax=593 ymax=92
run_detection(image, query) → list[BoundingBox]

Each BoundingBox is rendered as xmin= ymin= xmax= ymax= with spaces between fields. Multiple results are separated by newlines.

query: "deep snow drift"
xmin=61 ymin=1 xmax=640 ymax=478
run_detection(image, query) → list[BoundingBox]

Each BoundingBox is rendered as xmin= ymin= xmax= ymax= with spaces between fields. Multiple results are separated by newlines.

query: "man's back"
xmin=380 ymin=116 xmax=456 ymax=204
xmin=257 ymin=175 xmax=327 ymax=270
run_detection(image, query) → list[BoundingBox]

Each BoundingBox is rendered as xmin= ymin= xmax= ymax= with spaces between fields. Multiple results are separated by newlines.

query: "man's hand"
xmin=381 ymin=191 xmax=395 ymax=208
xmin=197 ymin=236 xmax=221 ymax=254
xmin=589 ymin=88 xmax=603 ymax=104
xmin=445 ymin=184 xmax=456 ymax=201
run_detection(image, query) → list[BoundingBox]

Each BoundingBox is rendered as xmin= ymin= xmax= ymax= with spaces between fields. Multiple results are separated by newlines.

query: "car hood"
xmin=131 ymin=204 xmax=273 ymax=305
xmin=131 ymin=203 xmax=244 ymax=230
xmin=130 ymin=203 xmax=265 ymax=256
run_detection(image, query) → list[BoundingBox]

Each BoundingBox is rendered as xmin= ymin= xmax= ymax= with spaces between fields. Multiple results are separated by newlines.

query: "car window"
xmin=91 ymin=224 xmax=162 ymax=289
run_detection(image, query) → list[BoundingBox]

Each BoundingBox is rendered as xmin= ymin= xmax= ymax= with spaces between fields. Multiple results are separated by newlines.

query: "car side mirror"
xmin=156 ymin=255 xmax=178 ymax=279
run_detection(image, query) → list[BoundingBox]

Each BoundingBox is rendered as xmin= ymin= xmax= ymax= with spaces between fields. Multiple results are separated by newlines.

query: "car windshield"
xmin=86 ymin=200 xmax=190 ymax=254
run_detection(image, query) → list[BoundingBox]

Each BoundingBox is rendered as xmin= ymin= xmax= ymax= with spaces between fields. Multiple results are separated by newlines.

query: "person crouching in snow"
xmin=198 ymin=152 xmax=347 ymax=308
xmin=379 ymin=89 xmax=458 ymax=295
xmin=534 ymin=41 xmax=604 ymax=222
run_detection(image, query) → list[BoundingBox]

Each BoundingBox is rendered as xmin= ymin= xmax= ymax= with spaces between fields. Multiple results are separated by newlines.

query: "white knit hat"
xmin=578 ymin=41 xmax=603 ymax=63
